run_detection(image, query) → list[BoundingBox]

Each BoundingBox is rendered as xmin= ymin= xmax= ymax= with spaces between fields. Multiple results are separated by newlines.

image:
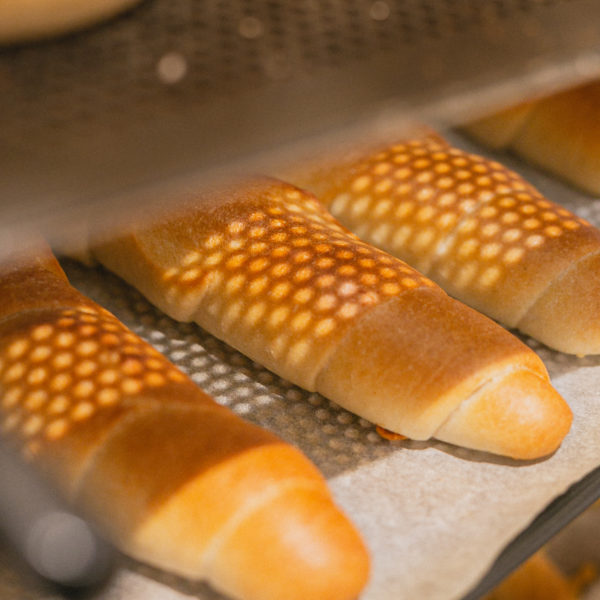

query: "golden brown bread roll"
xmin=0 ymin=244 xmax=369 ymax=600
xmin=0 ymin=0 xmax=143 ymax=44
xmin=288 ymin=133 xmax=600 ymax=356
xmin=463 ymin=81 xmax=600 ymax=196
xmin=88 ymin=177 xmax=572 ymax=459
xmin=484 ymin=551 xmax=582 ymax=600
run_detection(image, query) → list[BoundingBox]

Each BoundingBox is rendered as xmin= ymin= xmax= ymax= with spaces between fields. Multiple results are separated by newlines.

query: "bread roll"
xmin=89 ymin=177 xmax=571 ymax=459
xmin=463 ymin=81 xmax=600 ymax=196
xmin=288 ymin=133 xmax=600 ymax=356
xmin=484 ymin=551 xmax=580 ymax=600
xmin=0 ymin=0 xmax=143 ymax=44
xmin=0 ymin=244 xmax=369 ymax=600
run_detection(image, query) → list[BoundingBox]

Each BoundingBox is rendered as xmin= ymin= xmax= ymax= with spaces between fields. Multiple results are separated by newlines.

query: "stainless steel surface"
xmin=1 ymin=0 xmax=600 ymax=257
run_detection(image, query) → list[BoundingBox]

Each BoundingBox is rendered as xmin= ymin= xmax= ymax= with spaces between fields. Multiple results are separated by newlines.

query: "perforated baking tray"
xmin=1 ymin=135 xmax=600 ymax=600
xmin=2 ymin=0 xmax=600 ymax=257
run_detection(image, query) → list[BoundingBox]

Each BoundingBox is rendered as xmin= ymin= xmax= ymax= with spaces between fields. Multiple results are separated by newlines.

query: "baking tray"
xmin=2 ymin=0 xmax=600 ymax=258
xmin=1 ymin=133 xmax=600 ymax=600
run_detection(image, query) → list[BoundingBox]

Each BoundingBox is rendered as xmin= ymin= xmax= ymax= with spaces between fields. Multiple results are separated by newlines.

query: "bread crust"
xmin=90 ymin=178 xmax=572 ymax=458
xmin=511 ymin=82 xmax=600 ymax=196
xmin=517 ymin=251 xmax=600 ymax=355
xmin=316 ymin=288 xmax=548 ymax=439
xmin=435 ymin=368 xmax=571 ymax=460
xmin=464 ymin=81 xmax=600 ymax=196
xmin=0 ymin=244 xmax=369 ymax=600
xmin=92 ymin=178 xmax=438 ymax=391
xmin=291 ymin=134 xmax=600 ymax=355
xmin=463 ymin=102 xmax=536 ymax=149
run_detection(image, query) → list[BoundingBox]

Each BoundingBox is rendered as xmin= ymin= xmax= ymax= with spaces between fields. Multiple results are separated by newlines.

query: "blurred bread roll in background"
xmin=0 ymin=0 xmax=143 ymax=44
xmin=462 ymin=80 xmax=600 ymax=196
xmin=484 ymin=550 xmax=592 ymax=600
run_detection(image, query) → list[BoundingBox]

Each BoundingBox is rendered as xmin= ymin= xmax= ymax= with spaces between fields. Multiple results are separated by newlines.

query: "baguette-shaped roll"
xmin=290 ymin=134 xmax=600 ymax=356
xmin=463 ymin=81 xmax=600 ymax=196
xmin=0 ymin=245 xmax=369 ymax=600
xmin=89 ymin=178 xmax=571 ymax=459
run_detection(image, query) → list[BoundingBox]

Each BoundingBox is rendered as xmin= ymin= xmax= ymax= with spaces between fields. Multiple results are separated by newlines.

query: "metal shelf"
xmin=463 ymin=465 xmax=600 ymax=599
xmin=1 ymin=0 xmax=600 ymax=256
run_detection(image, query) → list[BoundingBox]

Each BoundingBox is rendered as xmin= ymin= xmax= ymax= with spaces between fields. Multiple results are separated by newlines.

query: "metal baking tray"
xmin=2 ymin=0 xmax=600 ymax=257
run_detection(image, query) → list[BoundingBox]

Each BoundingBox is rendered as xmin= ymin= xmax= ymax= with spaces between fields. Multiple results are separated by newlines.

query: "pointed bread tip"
xmin=435 ymin=369 xmax=572 ymax=460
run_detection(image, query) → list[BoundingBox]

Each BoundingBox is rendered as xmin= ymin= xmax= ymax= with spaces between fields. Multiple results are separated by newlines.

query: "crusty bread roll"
xmin=88 ymin=177 xmax=572 ymax=459
xmin=462 ymin=102 xmax=537 ymax=151
xmin=0 ymin=244 xmax=369 ymax=600
xmin=0 ymin=0 xmax=143 ymax=44
xmin=484 ymin=551 xmax=580 ymax=600
xmin=463 ymin=81 xmax=600 ymax=196
xmin=288 ymin=133 xmax=600 ymax=356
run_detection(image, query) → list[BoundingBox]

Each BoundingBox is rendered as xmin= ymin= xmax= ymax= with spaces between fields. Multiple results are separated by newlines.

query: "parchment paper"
xmin=1 ymin=135 xmax=600 ymax=600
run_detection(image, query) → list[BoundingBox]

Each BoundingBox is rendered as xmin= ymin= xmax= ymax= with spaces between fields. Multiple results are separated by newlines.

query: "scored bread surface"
xmin=0 ymin=245 xmax=370 ymax=600
xmin=91 ymin=177 xmax=572 ymax=459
